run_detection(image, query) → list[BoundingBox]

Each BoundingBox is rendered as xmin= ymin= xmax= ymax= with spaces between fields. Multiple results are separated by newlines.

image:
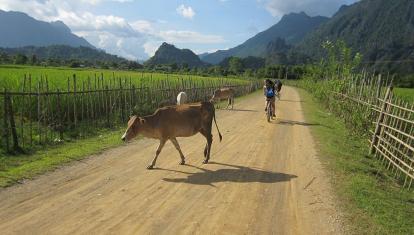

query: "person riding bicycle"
xmin=263 ymin=79 xmax=276 ymax=117
xmin=274 ymin=79 xmax=282 ymax=99
xmin=274 ymin=79 xmax=282 ymax=93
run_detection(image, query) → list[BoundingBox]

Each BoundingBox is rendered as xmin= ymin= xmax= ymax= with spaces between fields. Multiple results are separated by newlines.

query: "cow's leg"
xmin=170 ymin=138 xmax=186 ymax=165
xmin=230 ymin=96 xmax=234 ymax=109
xmin=148 ymin=139 xmax=167 ymax=169
xmin=226 ymin=97 xmax=230 ymax=109
xmin=200 ymin=129 xmax=213 ymax=164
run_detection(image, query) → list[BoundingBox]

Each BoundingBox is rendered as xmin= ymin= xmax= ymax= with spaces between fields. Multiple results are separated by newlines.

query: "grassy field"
xmin=0 ymin=127 xmax=124 ymax=187
xmin=297 ymin=88 xmax=414 ymax=235
xmin=394 ymin=88 xmax=414 ymax=103
xmin=0 ymin=65 xmax=249 ymax=91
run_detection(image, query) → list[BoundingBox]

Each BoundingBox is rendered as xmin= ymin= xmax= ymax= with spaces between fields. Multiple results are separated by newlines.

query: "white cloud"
xmin=0 ymin=0 xmax=225 ymax=60
xmin=261 ymin=0 xmax=355 ymax=17
xmin=176 ymin=4 xmax=195 ymax=19
xmin=159 ymin=30 xmax=225 ymax=44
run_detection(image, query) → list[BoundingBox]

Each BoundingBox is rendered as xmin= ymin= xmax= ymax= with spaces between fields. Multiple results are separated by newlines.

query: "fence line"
xmin=1 ymin=75 xmax=261 ymax=154
xmin=330 ymin=75 xmax=413 ymax=189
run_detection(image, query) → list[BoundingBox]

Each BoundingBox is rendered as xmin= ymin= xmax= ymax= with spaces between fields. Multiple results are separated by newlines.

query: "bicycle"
xmin=266 ymin=98 xmax=273 ymax=122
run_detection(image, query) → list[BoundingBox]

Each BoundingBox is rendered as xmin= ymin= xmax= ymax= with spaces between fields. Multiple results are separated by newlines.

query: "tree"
xmin=229 ymin=57 xmax=243 ymax=74
xmin=13 ymin=54 xmax=28 ymax=64
xmin=30 ymin=54 xmax=38 ymax=65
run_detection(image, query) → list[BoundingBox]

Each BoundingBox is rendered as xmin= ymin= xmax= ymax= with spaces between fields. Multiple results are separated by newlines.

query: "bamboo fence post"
xmin=370 ymin=86 xmax=393 ymax=154
xmin=37 ymin=82 xmax=41 ymax=144
xmin=67 ymin=77 xmax=70 ymax=127
xmin=6 ymin=94 xmax=19 ymax=151
xmin=375 ymin=74 xmax=382 ymax=105
xmin=73 ymin=74 xmax=77 ymax=128
xmin=390 ymin=99 xmax=404 ymax=173
xmin=45 ymin=77 xmax=50 ymax=143
xmin=105 ymin=85 xmax=110 ymax=127
xmin=403 ymin=103 xmax=414 ymax=188
xmin=21 ymin=75 xmax=26 ymax=148
xmin=87 ymin=77 xmax=91 ymax=121
xmin=3 ymin=88 xmax=9 ymax=152
xmin=124 ymin=78 xmax=128 ymax=120
xmin=29 ymin=74 xmax=32 ymax=146
xmin=81 ymin=81 xmax=85 ymax=124
xmin=57 ymin=89 xmax=63 ymax=141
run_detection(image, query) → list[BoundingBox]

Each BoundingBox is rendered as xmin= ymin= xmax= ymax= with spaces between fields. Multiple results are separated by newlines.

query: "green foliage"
xmin=0 ymin=65 xmax=250 ymax=91
xmin=319 ymin=40 xmax=362 ymax=80
xmin=0 ymin=45 xmax=139 ymax=70
xmin=13 ymin=54 xmax=28 ymax=65
xmin=394 ymin=88 xmax=414 ymax=103
xmin=296 ymin=0 xmax=414 ymax=76
xmin=228 ymin=57 xmax=243 ymax=74
xmin=298 ymin=88 xmax=414 ymax=235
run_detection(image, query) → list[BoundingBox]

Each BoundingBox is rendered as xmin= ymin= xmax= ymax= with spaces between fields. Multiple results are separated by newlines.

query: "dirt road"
xmin=0 ymin=87 xmax=343 ymax=234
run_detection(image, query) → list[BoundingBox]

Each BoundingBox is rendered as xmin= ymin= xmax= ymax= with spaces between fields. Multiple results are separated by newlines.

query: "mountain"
xmin=296 ymin=0 xmax=414 ymax=74
xmin=0 ymin=45 xmax=129 ymax=64
xmin=0 ymin=10 xmax=93 ymax=48
xmin=201 ymin=12 xmax=328 ymax=64
xmin=145 ymin=43 xmax=205 ymax=68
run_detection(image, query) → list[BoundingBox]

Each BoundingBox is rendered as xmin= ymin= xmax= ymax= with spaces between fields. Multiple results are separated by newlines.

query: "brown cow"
xmin=210 ymin=88 xmax=235 ymax=109
xmin=121 ymin=101 xmax=222 ymax=169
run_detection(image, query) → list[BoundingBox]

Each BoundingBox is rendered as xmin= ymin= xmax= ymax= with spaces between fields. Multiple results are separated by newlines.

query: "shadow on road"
xmin=226 ymin=108 xmax=259 ymax=113
xmin=276 ymin=119 xmax=321 ymax=127
xmin=280 ymin=99 xmax=304 ymax=103
xmin=161 ymin=162 xmax=297 ymax=186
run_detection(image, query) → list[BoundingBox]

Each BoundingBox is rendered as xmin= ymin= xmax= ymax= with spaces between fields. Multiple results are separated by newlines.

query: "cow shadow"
xmin=161 ymin=162 xmax=297 ymax=186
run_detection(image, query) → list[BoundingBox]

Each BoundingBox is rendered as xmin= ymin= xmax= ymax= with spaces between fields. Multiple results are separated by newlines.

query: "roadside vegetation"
xmin=297 ymin=88 xmax=414 ymax=235
xmin=0 ymin=127 xmax=124 ymax=187
xmin=285 ymin=40 xmax=414 ymax=234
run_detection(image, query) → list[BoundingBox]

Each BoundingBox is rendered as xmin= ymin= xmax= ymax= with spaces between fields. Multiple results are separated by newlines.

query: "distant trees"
xmin=13 ymin=54 xmax=28 ymax=64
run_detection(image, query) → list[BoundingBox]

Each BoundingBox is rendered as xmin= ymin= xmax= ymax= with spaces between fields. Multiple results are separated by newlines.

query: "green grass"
xmin=297 ymin=88 xmax=414 ymax=235
xmin=394 ymin=88 xmax=414 ymax=103
xmin=0 ymin=128 xmax=125 ymax=187
xmin=0 ymin=64 xmax=249 ymax=91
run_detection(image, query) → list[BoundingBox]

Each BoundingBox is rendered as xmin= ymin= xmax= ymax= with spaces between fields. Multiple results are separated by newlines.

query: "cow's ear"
xmin=139 ymin=118 xmax=146 ymax=124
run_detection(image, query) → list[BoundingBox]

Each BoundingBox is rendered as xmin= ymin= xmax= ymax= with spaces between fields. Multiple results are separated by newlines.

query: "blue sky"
xmin=0 ymin=0 xmax=358 ymax=60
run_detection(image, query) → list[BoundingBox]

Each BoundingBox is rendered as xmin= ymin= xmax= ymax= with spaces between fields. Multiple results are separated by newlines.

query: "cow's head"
xmin=210 ymin=89 xmax=219 ymax=102
xmin=121 ymin=116 xmax=146 ymax=142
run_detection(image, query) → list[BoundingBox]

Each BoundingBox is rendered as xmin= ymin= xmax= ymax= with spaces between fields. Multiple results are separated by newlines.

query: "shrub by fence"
xmin=1 ymin=74 xmax=261 ymax=154
xmin=288 ymin=74 xmax=413 ymax=189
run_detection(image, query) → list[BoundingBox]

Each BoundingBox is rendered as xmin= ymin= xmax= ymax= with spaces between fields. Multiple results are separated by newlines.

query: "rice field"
xmin=394 ymin=88 xmax=414 ymax=103
xmin=0 ymin=65 xmax=249 ymax=91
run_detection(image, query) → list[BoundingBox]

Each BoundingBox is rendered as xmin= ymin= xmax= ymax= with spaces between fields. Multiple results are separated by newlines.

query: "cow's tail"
xmin=213 ymin=107 xmax=223 ymax=142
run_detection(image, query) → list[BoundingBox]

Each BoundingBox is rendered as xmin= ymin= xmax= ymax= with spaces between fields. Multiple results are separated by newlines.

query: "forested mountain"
xmin=295 ymin=0 xmax=414 ymax=74
xmin=145 ymin=43 xmax=205 ymax=68
xmin=201 ymin=12 xmax=328 ymax=64
xmin=0 ymin=10 xmax=93 ymax=48
xmin=0 ymin=45 xmax=127 ymax=63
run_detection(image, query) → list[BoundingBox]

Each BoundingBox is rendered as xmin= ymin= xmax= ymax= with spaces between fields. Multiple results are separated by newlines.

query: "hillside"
xmin=145 ymin=43 xmax=205 ymax=68
xmin=201 ymin=12 xmax=328 ymax=64
xmin=296 ymin=0 xmax=414 ymax=74
xmin=0 ymin=45 xmax=127 ymax=63
xmin=0 ymin=10 xmax=93 ymax=48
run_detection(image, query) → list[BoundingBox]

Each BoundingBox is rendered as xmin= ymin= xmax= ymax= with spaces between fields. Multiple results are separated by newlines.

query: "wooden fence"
xmin=1 ymin=76 xmax=261 ymax=153
xmin=332 ymin=74 xmax=413 ymax=189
